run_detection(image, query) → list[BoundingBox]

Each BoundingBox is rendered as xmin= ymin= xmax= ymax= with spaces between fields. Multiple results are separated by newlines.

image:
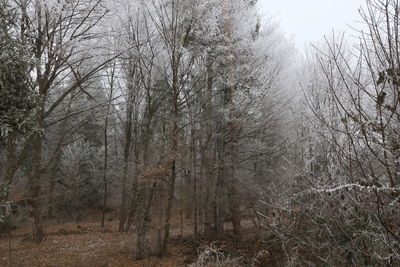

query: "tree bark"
xmin=161 ymin=124 xmax=177 ymax=257
xmin=223 ymin=0 xmax=241 ymax=237
xmin=101 ymin=103 xmax=110 ymax=228
xmin=31 ymin=130 xmax=44 ymax=243
xmin=118 ymin=67 xmax=135 ymax=232
xmin=161 ymin=53 xmax=179 ymax=257
xmin=192 ymin=127 xmax=198 ymax=238
xmin=203 ymin=56 xmax=215 ymax=238
xmin=118 ymin=125 xmax=131 ymax=232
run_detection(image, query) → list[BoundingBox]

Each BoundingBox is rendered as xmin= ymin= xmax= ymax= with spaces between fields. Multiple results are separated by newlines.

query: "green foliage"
xmin=0 ymin=0 xmax=35 ymax=143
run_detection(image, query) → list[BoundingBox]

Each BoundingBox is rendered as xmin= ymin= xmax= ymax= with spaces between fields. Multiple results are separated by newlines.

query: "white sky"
xmin=258 ymin=0 xmax=363 ymax=50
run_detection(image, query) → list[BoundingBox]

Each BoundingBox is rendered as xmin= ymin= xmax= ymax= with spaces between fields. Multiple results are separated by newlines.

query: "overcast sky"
xmin=258 ymin=0 xmax=363 ymax=50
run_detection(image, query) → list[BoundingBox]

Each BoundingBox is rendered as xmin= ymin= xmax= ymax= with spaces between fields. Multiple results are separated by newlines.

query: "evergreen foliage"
xmin=0 ymin=0 xmax=35 ymax=143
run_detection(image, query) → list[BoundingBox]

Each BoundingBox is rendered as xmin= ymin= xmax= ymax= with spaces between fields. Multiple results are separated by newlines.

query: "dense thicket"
xmin=261 ymin=1 xmax=400 ymax=265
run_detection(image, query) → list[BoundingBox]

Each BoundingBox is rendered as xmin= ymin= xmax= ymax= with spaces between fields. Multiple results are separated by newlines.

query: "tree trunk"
xmin=192 ymin=127 xmax=198 ymax=238
xmin=223 ymin=0 xmax=241 ymax=237
xmin=125 ymin=184 xmax=139 ymax=232
xmin=31 ymin=131 xmax=44 ymax=243
xmin=47 ymin=162 xmax=56 ymax=219
xmin=126 ymin=106 xmax=153 ymax=231
xmin=119 ymin=104 xmax=133 ymax=232
xmin=118 ymin=140 xmax=130 ymax=232
xmin=101 ymin=107 xmax=109 ymax=228
xmin=161 ymin=62 xmax=179 ymax=257
xmin=135 ymin=182 xmax=156 ymax=260
xmin=229 ymin=126 xmax=241 ymax=237
xmin=161 ymin=155 xmax=177 ymax=257
xmin=203 ymin=56 xmax=215 ymax=238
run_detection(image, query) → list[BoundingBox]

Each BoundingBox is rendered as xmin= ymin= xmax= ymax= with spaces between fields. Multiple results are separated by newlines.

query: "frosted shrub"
xmin=189 ymin=244 xmax=242 ymax=267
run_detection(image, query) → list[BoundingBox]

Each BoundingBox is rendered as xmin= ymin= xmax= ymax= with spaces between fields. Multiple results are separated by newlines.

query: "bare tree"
xmin=7 ymin=0 xmax=114 ymax=242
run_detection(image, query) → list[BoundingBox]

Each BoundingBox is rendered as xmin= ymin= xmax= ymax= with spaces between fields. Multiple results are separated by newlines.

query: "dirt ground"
xmin=0 ymin=221 xmax=191 ymax=267
xmin=0 ymin=218 xmax=280 ymax=267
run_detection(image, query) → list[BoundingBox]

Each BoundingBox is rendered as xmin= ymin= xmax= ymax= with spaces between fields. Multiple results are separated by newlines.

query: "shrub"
xmin=189 ymin=244 xmax=243 ymax=267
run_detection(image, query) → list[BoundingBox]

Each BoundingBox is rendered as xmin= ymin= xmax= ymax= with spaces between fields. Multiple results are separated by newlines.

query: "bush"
xmin=259 ymin=185 xmax=400 ymax=266
xmin=189 ymin=244 xmax=243 ymax=267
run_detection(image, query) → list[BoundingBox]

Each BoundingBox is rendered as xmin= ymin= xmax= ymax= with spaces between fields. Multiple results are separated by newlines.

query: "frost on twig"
xmin=189 ymin=243 xmax=242 ymax=267
xmin=300 ymin=183 xmax=400 ymax=196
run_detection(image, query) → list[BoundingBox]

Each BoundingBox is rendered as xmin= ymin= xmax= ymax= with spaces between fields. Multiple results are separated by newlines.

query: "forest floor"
xmin=0 ymin=216 xmax=280 ymax=266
